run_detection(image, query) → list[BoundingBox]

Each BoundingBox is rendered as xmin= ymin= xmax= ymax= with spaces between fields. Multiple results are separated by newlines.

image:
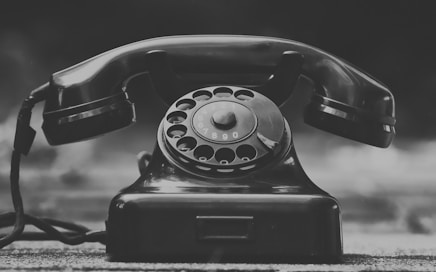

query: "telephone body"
xmin=12 ymin=36 xmax=395 ymax=262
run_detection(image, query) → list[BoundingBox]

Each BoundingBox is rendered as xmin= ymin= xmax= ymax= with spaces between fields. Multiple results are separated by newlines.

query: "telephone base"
xmin=106 ymin=193 xmax=342 ymax=263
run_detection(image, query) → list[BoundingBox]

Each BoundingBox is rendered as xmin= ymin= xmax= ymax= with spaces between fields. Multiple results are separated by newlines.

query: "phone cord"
xmin=0 ymin=95 xmax=106 ymax=249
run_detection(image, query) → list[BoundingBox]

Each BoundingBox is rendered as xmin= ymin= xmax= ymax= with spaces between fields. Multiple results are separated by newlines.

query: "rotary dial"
xmin=160 ymin=86 xmax=289 ymax=175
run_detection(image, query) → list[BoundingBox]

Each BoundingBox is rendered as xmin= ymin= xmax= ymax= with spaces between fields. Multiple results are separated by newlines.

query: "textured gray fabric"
xmin=1 ymin=233 xmax=436 ymax=271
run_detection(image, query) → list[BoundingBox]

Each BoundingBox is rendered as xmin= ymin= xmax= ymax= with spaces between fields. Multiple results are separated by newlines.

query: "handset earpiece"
xmin=302 ymin=57 xmax=395 ymax=148
xmin=42 ymin=64 xmax=137 ymax=145
xmin=42 ymin=90 xmax=135 ymax=145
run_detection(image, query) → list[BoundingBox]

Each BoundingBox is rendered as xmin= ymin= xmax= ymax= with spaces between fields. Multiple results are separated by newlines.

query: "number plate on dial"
xmin=192 ymin=101 xmax=256 ymax=143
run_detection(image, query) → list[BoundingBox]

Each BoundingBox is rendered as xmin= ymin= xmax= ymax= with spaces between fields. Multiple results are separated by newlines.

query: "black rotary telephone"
xmin=0 ymin=35 xmax=395 ymax=263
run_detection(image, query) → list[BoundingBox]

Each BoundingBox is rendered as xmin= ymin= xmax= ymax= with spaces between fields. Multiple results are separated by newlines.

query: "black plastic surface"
xmin=106 ymin=136 xmax=342 ymax=263
xmin=107 ymin=193 xmax=342 ymax=263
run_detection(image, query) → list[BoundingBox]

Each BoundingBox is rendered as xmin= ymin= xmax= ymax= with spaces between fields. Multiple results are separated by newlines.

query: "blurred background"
xmin=0 ymin=0 xmax=435 ymax=235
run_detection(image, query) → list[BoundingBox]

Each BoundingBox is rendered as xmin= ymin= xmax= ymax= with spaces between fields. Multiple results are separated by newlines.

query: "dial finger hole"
xmin=176 ymin=137 xmax=197 ymax=152
xmin=193 ymin=90 xmax=213 ymax=101
xmin=215 ymin=148 xmax=235 ymax=164
xmin=213 ymin=87 xmax=233 ymax=98
xmin=167 ymin=125 xmax=187 ymax=139
xmin=234 ymin=90 xmax=254 ymax=101
xmin=167 ymin=111 xmax=187 ymax=124
xmin=176 ymin=99 xmax=196 ymax=110
xmin=236 ymin=145 xmax=256 ymax=161
xmin=194 ymin=145 xmax=214 ymax=161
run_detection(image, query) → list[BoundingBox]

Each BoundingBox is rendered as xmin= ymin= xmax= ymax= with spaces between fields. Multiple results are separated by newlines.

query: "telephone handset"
xmin=42 ymin=35 xmax=394 ymax=147
xmin=1 ymin=35 xmax=395 ymax=263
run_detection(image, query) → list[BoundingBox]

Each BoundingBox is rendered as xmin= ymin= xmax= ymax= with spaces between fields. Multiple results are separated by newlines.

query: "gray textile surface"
xmin=1 ymin=233 xmax=435 ymax=271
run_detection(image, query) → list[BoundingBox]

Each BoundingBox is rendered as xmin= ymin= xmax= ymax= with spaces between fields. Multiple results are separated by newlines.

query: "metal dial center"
xmin=212 ymin=110 xmax=237 ymax=129
xmin=192 ymin=101 xmax=256 ymax=143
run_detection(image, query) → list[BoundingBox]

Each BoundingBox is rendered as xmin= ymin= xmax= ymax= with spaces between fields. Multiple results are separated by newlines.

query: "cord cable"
xmin=0 ymin=85 xmax=106 ymax=248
